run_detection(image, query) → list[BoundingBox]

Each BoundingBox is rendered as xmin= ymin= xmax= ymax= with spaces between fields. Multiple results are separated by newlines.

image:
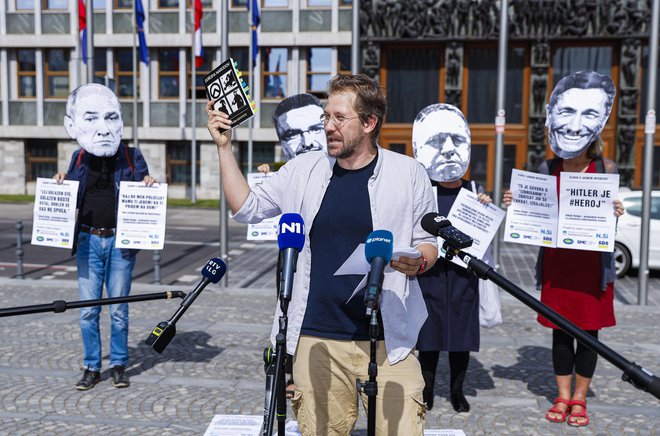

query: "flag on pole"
xmin=194 ymin=0 xmax=204 ymax=68
xmin=247 ymin=0 xmax=260 ymax=66
xmin=79 ymin=0 xmax=87 ymax=64
xmin=136 ymin=0 xmax=149 ymax=65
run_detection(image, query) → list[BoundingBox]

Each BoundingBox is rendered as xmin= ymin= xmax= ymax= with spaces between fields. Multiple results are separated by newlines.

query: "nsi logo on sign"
xmin=281 ymin=222 xmax=303 ymax=234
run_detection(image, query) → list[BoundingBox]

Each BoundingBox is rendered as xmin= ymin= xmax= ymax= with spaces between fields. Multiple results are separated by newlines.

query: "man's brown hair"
xmin=326 ymin=74 xmax=387 ymax=146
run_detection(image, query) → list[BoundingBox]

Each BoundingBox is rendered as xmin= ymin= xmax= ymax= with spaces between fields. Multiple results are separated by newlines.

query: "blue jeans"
xmin=76 ymin=231 xmax=136 ymax=371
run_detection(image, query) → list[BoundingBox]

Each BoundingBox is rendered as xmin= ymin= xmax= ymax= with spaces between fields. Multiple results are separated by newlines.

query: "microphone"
xmin=145 ymin=257 xmax=227 ymax=353
xmin=277 ymin=213 xmax=305 ymax=302
xmin=363 ymin=230 xmax=393 ymax=312
xmin=421 ymin=212 xmax=473 ymax=250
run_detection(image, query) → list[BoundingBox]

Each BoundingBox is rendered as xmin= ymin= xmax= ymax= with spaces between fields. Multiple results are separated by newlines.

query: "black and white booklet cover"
xmin=204 ymin=58 xmax=256 ymax=128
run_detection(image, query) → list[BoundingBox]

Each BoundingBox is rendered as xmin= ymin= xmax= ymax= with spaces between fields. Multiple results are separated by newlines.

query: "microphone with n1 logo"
xmin=277 ymin=213 xmax=305 ymax=302
xmin=363 ymin=230 xmax=394 ymax=313
xmin=145 ymin=257 xmax=227 ymax=353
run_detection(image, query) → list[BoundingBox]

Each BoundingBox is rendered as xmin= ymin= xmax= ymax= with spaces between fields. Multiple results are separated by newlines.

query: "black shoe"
xmin=450 ymin=392 xmax=470 ymax=413
xmin=110 ymin=365 xmax=130 ymax=388
xmin=75 ymin=368 xmax=100 ymax=391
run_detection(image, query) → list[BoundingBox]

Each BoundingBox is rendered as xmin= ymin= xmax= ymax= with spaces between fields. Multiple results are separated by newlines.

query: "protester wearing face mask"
xmin=503 ymin=71 xmax=625 ymax=427
xmin=412 ymin=103 xmax=492 ymax=413
xmin=54 ymin=84 xmax=156 ymax=391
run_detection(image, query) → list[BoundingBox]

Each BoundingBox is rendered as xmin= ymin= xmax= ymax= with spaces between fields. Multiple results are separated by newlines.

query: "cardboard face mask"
xmin=64 ymin=84 xmax=124 ymax=157
xmin=274 ymin=94 xmax=327 ymax=161
xmin=413 ymin=103 xmax=471 ymax=182
xmin=546 ymin=71 xmax=615 ymax=159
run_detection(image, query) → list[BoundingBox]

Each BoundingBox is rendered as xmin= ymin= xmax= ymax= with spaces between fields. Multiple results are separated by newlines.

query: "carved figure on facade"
xmin=445 ymin=89 xmax=462 ymax=109
xmin=475 ymin=0 xmax=498 ymax=37
xmin=531 ymin=75 xmax=548 ymax=117
xmin=445 ymin=43 xmax=463 ymax=89
xmin=455 ymin=0 xmax=472 ymax=36
xmin=620 ymin=38 xmax=641 ymax=89
xmin=619 ymin=89 xmax=639 ymax=117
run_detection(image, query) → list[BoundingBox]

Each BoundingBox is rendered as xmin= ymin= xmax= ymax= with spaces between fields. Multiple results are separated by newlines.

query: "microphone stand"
xmin=0 ymin=291 xmax=186 ymax=318
xmin=262 ymin=252 xmax=289 ymax=436
xmin=358 ymin=277 xmax=383 ymax=436
xmin=443 ymin=242 xmax=660 ymax=401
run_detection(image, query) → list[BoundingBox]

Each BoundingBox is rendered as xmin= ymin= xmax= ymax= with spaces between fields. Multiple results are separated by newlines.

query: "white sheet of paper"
xmin=246 ymin=172 xmax=279 ymax=241
xmin=439 ymin=188 xmax=505 ymax=268
xmin=503 ymin=169 xmax=559 ymax=247
xmin=274 ymin=421 xmax=302 ymax=436
xmin=424 ymin=430 xmax=467 ymax=436
xmin=203 ymin=414 xmax=262 ymax=436
xmin=556 ymin=172 xmax=619 ymax=252
xmin=335 ymin=243 xmax=421 ymax=303
xmin=115 ymin=181 xmax=168 ymax=250
xmin=31 ymin=178 xmax=79 ymax=249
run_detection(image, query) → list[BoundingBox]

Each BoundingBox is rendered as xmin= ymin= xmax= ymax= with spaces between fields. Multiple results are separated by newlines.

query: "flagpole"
xmin=220 ymin=0 xmax=229 ymax=287
xmin=132 ymin=0 xmax=139 ymax=149
xmin=86 ymin=0 xmax=94 ymax=83
xmin=351 ymin=0 xmax=359 ymax=74
xmin=191 ymin=3 xmax=197 ymax=204
xmin=247 ymin=1 xmax=254 ymax=175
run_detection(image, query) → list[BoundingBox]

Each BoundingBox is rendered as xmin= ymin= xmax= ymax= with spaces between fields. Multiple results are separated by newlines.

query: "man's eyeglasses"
xmin=320 ymin=113 xmax=360 ymax=128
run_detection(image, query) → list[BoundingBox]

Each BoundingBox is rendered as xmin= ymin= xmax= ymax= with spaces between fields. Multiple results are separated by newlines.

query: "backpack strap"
xmin=124 ymin=145 xmax=134 ymax=174
xmin=593 ymin=155 xmax=605 ymax=173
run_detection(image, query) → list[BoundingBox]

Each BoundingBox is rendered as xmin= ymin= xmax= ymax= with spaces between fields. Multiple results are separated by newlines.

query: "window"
xmin=552 ymin=46 xmax=612 ymax=86
xmin=231 ymin=0 xmax=247 ymax=7
xmin=262 ymin=48 xmax=287 ymax=99
xmin=18 ymin=49 xmax=36 ymax=99
xmin=158 ymin=0 xmax=212 ymax=7
xmin=306 ymin=48 xmax=332 ymax=98
xmin=45 ymin=49 xmax=69 ymax=98
xmin=167 ymin=142 xmax=200 ymax=185
xmin=93 ymin=48 xmax=108 ymax=83
xmin=466 ymin=47 xmax=525 ymax=124
xmin=339 ymin=0 xmax=352 ymax=5
xmin=385 ymin=47 xmax=441 ymax=123
xmin=159 ymin=48 xmax=179 ymax=99
xmin=263 ymin=0 xmax=288 ymax=7
xmin=116 ymin=48 xmax=139 ymax=98
xmin=306 ymin=0 xmax=330 ymax=6
xmin=115 ymin=0 xmax=132 ymax=9
xmin=16 ymin=0 xmax=34 ymax=9
xmin=188 ymin=49 xmax=212 ymax=99
xmin=230 ymin=47 xmax=250 ymax=86
xmin=338 ymin=46 xmax=351 ymax=75
xmin=640 ymin=47 xmax=660 ymax=125
xmin=44 ymin=0 xmax=67 ymax=9
xmin=26 ymin=140 xmax=58 ymax=181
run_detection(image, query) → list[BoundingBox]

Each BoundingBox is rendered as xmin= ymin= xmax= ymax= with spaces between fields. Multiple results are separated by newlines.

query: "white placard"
xmin=31 ymin=178 xmax=79 ymax=248
xmin=246 ymin=172 xmax=279 ymax=241
xmin=440 ymin=188 xmax=506 ymax=268
xmin=274 ymin=421 xmax=302 ymax=436
xmin=203 ymin=414 xmax=262 ymax=436
xmin=424 ymin=430 xmax=466 ymax=436
xmin=503 ymin=169 xmax=559 ymax=247
xmin=115 ymin=181 xmax=168 ymax=250
xmin=556 ymin=172 xmax=619 ymax=252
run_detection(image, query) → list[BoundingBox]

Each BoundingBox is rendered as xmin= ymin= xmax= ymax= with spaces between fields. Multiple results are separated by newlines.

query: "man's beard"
xmin=328 ymin=136 xmax=359 ymax=160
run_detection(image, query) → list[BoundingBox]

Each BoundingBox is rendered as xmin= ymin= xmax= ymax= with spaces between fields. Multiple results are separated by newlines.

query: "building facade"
xmin=0 ymin=0 xmax=658 ymax=198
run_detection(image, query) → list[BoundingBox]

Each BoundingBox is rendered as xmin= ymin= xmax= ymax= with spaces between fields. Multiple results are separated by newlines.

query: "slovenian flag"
xmin=136 ymin=0 xmax=149 ymax=64
xmin=194 ymin=0 xmax=204 ymax=68
xmin=79 ymin=0 xmax=87 ymax=64
xmin=247 ymin=0 xmax=260 ymax=65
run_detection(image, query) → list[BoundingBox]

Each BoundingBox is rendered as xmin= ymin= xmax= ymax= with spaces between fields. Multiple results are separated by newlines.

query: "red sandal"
xmin=545 ymin=397 xmax=570 ymax=423
xmin=567 ymin=399 xmax=589 ymax=427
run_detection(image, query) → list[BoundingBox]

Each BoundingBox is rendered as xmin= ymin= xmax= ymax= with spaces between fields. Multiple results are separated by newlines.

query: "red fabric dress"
xmin=537 ymin=160 xmax=616 ymax=330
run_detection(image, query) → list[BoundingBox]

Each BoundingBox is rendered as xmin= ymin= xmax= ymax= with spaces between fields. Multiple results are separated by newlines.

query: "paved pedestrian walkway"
xmin=0 ymin=274 xmax=658 ymax=435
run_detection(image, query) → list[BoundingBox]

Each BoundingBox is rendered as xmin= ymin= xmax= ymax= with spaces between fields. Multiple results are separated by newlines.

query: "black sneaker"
xmin=110 ymin=365 xmax=130 ymax=388
xmin=75 ymin=368 xmax=100 ymax=391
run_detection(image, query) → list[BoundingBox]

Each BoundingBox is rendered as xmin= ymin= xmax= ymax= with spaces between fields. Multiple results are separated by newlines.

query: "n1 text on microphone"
xmin=145 ymin=257 xmax=227 ymax=353
xmin=363 ymin=230 xmax=393 ymax=314
xmin=278 ymin=213 xmax=305 ymax=302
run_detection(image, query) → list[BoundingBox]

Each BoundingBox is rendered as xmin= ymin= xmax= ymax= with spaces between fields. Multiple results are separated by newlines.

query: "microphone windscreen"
xmin=278 ymin=213 xmax=305 ymax=251
xmin=201 ymin=258 xmax=227 ymax=284
xmin=365 ymin=230 xmax=394 ymax=263
xmin=421 ymin=212 xmax=452 ymax=236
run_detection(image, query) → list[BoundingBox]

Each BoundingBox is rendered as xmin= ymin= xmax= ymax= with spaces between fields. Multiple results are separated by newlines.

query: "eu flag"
xmin=247 ymin=0 xmax=260 ymax=66
xmin=136 ymin=0 xmax=149 ymax=64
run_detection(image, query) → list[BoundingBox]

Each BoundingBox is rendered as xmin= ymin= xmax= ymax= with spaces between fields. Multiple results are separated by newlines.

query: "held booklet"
xmin=204 ymin=58 xmax=256 ymax=129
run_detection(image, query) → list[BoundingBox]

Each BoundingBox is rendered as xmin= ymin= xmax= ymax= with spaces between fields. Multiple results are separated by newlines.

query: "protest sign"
xmin=503 ymin=169 xmax=558 ymax=247
xmin=557 ymin=172 xmax=619 ymax=252
xmin=116 ymin=182 xmax=168 ymax=250
xmin=31 ymin=178 xmax=79 ymax=249
xmin=246 ymin=172 xmax=279 ymax=241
